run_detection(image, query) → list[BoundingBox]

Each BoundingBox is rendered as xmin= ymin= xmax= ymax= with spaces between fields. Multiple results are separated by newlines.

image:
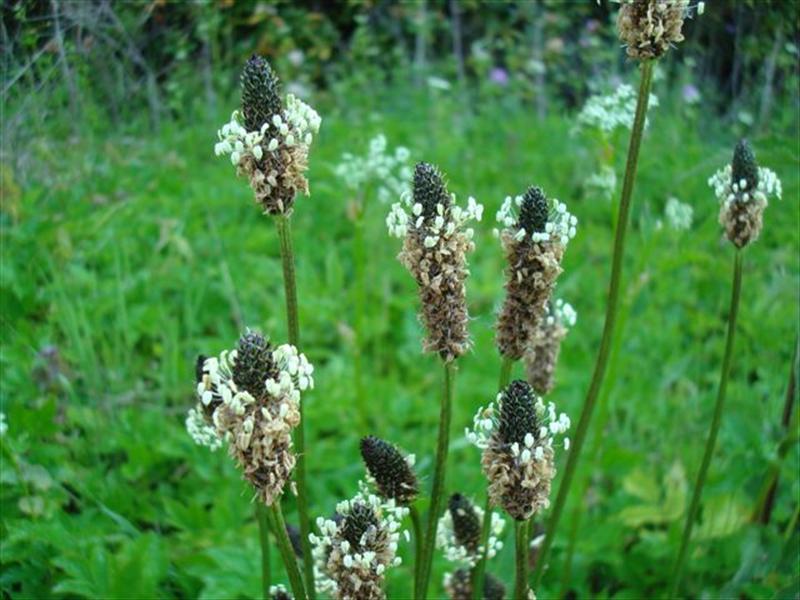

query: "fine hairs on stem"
xmin=667 ymin=251 xmax=743 ymax=596
xmin=532 ymin=59 xmax=655 ymax=588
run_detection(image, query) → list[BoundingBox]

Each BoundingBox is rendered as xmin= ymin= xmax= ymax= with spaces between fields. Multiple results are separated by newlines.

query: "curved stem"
xmin=531 ymin=59 xmax=655 ymax=589
xmin=409 ymin=504 xmax=424 ymax=595
xmin=668 ymin=251 xmax=743 ymax=597
xmin=416 ymin=360 xmax=456 ymax=599
xmin=514 ymin=520 xmax=530 ymax=600
xmin=269 ymin=502 xmax=308 ymax=600
xmin=256 ymin=503 xmax=272 ymax=599
xmin=472 ymin=357 xmax=515 ymax=599
xmin=275 ymin=215 xmax=315 ymax=599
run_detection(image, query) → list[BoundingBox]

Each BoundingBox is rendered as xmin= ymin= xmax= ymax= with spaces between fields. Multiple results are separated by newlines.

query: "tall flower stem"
xmin=409 ymin=504 xmax=424 ymax=593
xmin=256 ymin=503 xmax=272 ymax=599
xmin=352 ymin=204 xmax=369 ymax=428
xmin=275 ymin=214 xmax=315 ymax=599
xmin=416 ymin=360 xmax=456 ymax=599
xmin=471 ymin=356 xmax=514 ymax=599
xmin=268 ymin=503 xmax=308 ymax=600
xmin=531 ymin=59 xmax=655 ymax=589
xmin=668 ymin=251 xmax=743 ymax=597
xmin=514 ymin=520 xmax=531 ymax=599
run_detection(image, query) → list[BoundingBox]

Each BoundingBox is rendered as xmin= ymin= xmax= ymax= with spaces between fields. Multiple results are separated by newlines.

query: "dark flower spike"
xmin=519 ymin=186 xmax=549 ymax=234
xmin=241 ymin=54 xmax=282 ymax=132
xmin=444 ymin=568 xmax=507 ymax=600
xmin=360 ymin=436 xmax=419 ymax=505
xmin=498 ymin=380 xmax=539 ymax=447
xmin=269 ymin=585 xmax=293 ymax=600
xmin=448 ymin=493 xmax=481 ymax=553
xmin=342 ymin=502 xmax=379 ymax=551
xmin=731 ymin=139 xmax=759 ymax=192
xmin=413 ymin=161 xmax=451 ymax=220
xmin=232 ymin=330 xmax=277 ymax=398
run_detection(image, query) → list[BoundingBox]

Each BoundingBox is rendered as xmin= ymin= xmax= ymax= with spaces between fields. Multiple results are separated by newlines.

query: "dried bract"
xmin=443 ymin=569 xmax=506 ymax=600
xmin=524 ymin=299 xmax=576 ymax=395
xmin=617 ymin=0 xmax=693 ymax=60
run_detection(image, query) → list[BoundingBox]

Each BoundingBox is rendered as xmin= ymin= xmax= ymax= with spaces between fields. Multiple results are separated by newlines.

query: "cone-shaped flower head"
xmin=360 ymin=436 xmax=419 ymax=505
xmin=386 ymin=162 xmax=483 ymax=362
xmin=185 ymin=330 xmax=314 ymax=505
xmin=443 ymin=568 xmax=506 ymax=600
xmin=214 ymin=56 xmax=321 ymax=215
xmin=241 ymin=55 xmax=282 ymax=133
xmin=524 ymin=299 xmax=577 ymax=395
xmin=436 ymin=493 xmax=505 ymax=567
xmin=467 ymin=380 xmax=570 ymax=521
xmin=709 ymin=139 xmax=782 ymax=249
xmin=269 ymin=584 xmax=292 ymax=600
xmin=310 ymin=487 xmax=409 ymax=600
xmin=495 ymin=186 xmax=577 ymax=360
xmin=617 ymin=0 xmax=699 ymax=61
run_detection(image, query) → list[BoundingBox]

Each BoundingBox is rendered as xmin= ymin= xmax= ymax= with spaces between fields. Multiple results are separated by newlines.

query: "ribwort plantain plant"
xmin=668 ymin=139 xmax=781 ymax=596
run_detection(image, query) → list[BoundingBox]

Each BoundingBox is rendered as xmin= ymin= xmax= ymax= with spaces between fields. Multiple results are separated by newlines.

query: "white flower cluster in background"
xmin=334 ymin=134 xmax=413 ymax=204
xmin=436 ymin=506 xmax=505 ymax=567
xmin=574 ymin=83 xmax=659 ymax=134
xmin=0 ymin=412 xmax=7 ymax=437
xmin=466 ymin=393 xmax=571 ymax=454
xmin=546 ymin=299 xmax=577 ymax=330
xmin=664 ymin=197 xmax=694 ymax=231
xmin=495 ymin=195 xmax=577 ymax=246
xmin=213 ymin=95 xmax=321 ymax=167
xmin=584 ymin=165 xmax=618 ymax=201
xmin=386 ymin=193 xmax=484 ymax=243
xmin=708 ymin=164 xmax=782 ymax=207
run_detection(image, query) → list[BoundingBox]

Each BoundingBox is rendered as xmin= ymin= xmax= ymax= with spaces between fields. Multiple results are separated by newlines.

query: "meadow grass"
xmin=1 ymin=81 xmax=798 ymax=598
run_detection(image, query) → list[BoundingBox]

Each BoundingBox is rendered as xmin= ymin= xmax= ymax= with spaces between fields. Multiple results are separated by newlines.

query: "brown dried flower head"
xmin=709 ymin=139 xmax=782 ymax=249
xmin=495 ymin=187 xmax=577 ymax=360
xmin=443 ymin=569 xmax=506 ymax=600
xmin=468 ymin=381 xmax=570 ymax=521
xmin=214 ymin=56 xmax=321 ymax=215
xmin=310 ymin=490 xmax=408 ymax=600
xmin=617 ymin=0 xmax=691 ymax=60
xmin=524 ymin=299 xmax=576 ymax=395
xmin=186 ymin=330 xmax=314 ymax=505
xmin=360 ymin=436 xmax=419 ymax=505
xmin=387 ymin=162 xmax=484 ymax=362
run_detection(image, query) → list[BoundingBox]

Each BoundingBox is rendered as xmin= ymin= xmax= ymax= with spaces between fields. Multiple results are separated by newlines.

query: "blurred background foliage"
xmin=1 ymin=1 xmax=799 ymax=599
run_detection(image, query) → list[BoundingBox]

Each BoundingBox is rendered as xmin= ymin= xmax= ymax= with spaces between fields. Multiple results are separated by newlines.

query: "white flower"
xmin=664 ymin=197 xmax=693 ymax=231
xmin=575 ymin=83 xmax=659 ymax=134
xmin=334 ymin=134 xmax=412 ymax=204
xmin=495 ymin=193 xmax=577 ymax=247
xmin=0 ymin=412 xmax=7 ymax=437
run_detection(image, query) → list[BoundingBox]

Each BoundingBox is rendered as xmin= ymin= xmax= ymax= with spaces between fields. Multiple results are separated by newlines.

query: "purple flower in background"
xmin=682 ymin=83 xmax=701 ymax=105
xmin=585 ymin=19 xmax=600 ymax=33
xmin=490 ymin=67 xmax=509 ymax=86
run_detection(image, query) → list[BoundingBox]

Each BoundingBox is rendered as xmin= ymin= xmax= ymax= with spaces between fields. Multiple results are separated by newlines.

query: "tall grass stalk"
xmin=668 ymin=250 xmax=743 ymax=597
xmin=531 ymin=59 xmax=655 ymax=588
xmin=275 ymin=214 xmax=315 ymax=599
xmin=514 ymin=520 xmax=530 ymax=599
xmin=256 ymin=504 xmax=271 ymax=599
xmin=416 ymin=361 xmax=456 ymax=599
xmin=471 ymin=356 xmax=514 ymax=599
xmin=268 ymin=503 xmax=308 ymax=600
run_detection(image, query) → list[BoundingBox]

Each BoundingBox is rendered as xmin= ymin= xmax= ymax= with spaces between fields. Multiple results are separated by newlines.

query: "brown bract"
xmin=398 ymin=223 xmax=473 ymax=362
xmin=617 ymin=0 xmax=687 ymax=60
xmin=720 ymin=196 xmax=766 ymax=249
xmin=496 ymin=232 xmax=564 ymax=360
xmin=324 ymin=519 xmax=393 ymax=599
xmin=239 ymin=142 xmax=310 ymax=216
xmin=524 ymin=320 xmax=568 ymax=395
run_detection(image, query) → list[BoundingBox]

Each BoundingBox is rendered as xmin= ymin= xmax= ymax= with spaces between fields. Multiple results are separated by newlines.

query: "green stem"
xmin=269 ymin=502 xmax=308 ymax=600
xmin=256 ymin=503 xmax=272 ymax=599
xmin=514 ymin=520 xmax=531 ymax=600
xmin=353 ymin=206 xmax=368 ymax=429
xmin=410 ymin=504 xmax=424 ymax=595
xmin=667 ymin=251 xmax=743 ymax=597
xmin=275 ymin=215 xmax=315 ymax=599
xmin=531 ymin=59 xmax=655 ymax=589
xmin=471 ymin=357 xmax=515 ymax=599
xmin=416 ymin=360 xmax=456 ymax=599
xmin=783 ymin=501 xmax=800 ymax=544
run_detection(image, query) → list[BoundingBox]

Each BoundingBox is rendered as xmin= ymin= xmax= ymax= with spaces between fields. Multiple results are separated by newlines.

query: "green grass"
xmin=1 ymin=78 xmax=798 ymax=599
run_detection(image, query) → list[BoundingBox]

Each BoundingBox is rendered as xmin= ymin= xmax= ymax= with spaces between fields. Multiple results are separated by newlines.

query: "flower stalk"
xmin=514 ymin=520 xmax=530 ymax=600
xmin=531 ymin=59 xmax=655 ymax=588
xmin=275 ymin=214 xmax=315 ymax=599
xmin=668 ymin=251 xmax=743 ymax=597
xmin=269 ymin=502 xmax=308 ymax=600
xmin=257 ymin=503 xmax=272 ymax=599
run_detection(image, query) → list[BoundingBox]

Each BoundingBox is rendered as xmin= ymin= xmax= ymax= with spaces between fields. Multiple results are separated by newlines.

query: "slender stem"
xmin=353 ymin=206 xmax=369 ymax=429
xmin=471 ymin=357 xmax=515 ymax=599
xmin=514 ymin=520 xmax=531 ymax=599
xmin=275 ymin=215 xmax=315 ymax=599
xmin=667 ymin=251 xmax=743 ymax=597
xmin=784 ymin=501 xmax=800 ymax=543
xmin=531 ymin=59 xmax=655 ymax=590
xmin=409 ymin=504 xmax=424 ymax=595
xmin=416 ymin=360 xmax=456 ymax=599
xmin=256 ymin=503 xmax=272 ymax=599
xmin=269 ymin=503 xmax=308 ymax=600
